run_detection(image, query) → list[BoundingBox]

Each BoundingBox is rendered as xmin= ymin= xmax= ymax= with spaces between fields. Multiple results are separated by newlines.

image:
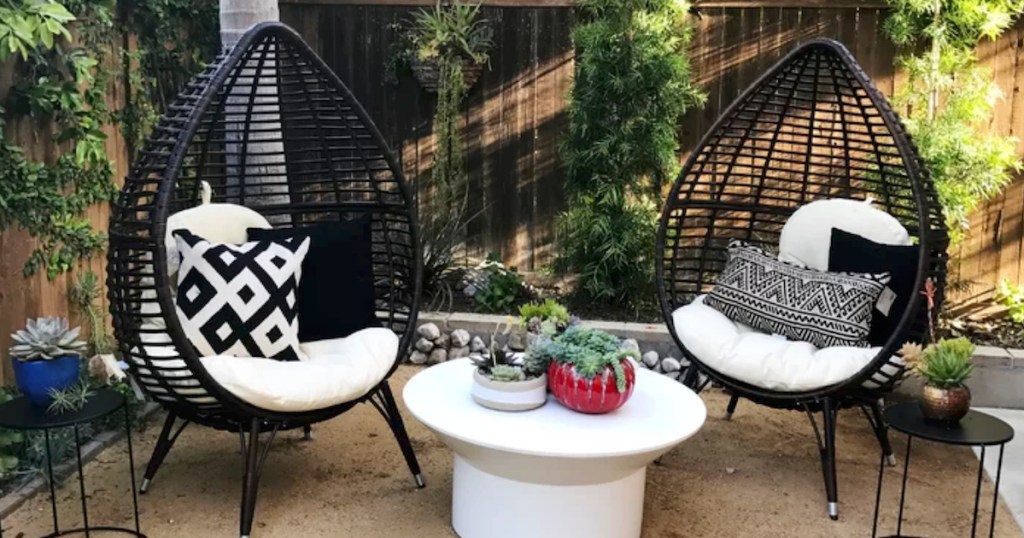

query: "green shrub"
xmin=556 ymin=0 xmax=704 ymax=304
xmin=996 ymin=278 xmax=1024 ymax=323
xmin=884 ymin=0 xmax=1024 ymax=244
xmin=519 ymin=299 xmax=570 ymax=325
xmin=473 ymin=257 xmax=527 ymax=313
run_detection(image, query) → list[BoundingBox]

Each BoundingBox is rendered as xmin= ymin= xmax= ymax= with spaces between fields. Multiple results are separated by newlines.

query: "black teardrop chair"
xmin=107 ymin=22 xmax=422 ymax=537
xmin=656 ymin=39 xmax=948 ymax=519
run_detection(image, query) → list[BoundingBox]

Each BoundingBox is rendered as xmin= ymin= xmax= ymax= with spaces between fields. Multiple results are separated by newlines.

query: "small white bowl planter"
xmin=471 ymin=370 xmax=547 ymax=412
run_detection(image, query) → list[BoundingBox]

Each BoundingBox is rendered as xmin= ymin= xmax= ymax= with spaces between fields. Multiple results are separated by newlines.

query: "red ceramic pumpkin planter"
xmin=548 ymin=359 xmax=636 ymax=414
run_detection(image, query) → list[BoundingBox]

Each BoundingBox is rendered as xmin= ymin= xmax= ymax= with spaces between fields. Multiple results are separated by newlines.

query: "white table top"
xmin=403 ymin=359 xmax=707 ymax=459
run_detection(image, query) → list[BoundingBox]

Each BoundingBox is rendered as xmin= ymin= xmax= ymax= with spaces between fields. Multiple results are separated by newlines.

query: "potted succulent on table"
xmin=469 ymin=325 xmax=548 ymax=411
xmin=900 ymin=337 xmax=975 ymax=424
xmin=10 ymin=317 xmax=87 ymax=407
xmin=528 ymin=326 xmax=638 ymax=414
xmin=398 ymin=0 xmax=493 ymax=92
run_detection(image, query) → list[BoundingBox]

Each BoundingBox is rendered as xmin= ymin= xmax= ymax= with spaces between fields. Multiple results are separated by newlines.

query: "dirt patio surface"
xmin=2 ymin=365 xmax=1020 ymax=538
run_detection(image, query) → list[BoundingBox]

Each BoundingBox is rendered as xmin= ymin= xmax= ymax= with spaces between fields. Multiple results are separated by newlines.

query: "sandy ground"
xmin=2 ymin=365 xmax=1021 ymax=538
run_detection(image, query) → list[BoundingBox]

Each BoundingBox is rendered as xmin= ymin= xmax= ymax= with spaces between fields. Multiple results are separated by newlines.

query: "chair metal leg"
xmin=867 ymin=400 xmax=896 ymax=467
xmin=724 ymin=394 xmax=740 ymax=420
xmin=821 ymin=399 xmax=839 ymax=520
xmin=239 ymin=418 xmax=279 ymax=538
xmin=141 ymin=412 xmax=188 ymax=493
xmin=370 ymin=382 xmax=425 ymax=488
xmin=302 ymin=425 xmax=313 ymax=441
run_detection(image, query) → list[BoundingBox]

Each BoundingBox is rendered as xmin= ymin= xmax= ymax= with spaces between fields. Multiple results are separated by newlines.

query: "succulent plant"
xmin=470 ymin=322 xmax=543 ymax=382
xmin=10 ymin=317 xmax=87 ymax=362
xmin=902 ymin=337 xmax=975 ymax=389
xmin=489 ymin=364 xmax=526 ymax=382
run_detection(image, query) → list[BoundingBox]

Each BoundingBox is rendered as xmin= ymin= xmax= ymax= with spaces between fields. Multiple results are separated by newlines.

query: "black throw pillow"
xmin=828 ymin=228 xmax=919 ymax=346
xmin=248 ymin=216 xmax=377 ymax=342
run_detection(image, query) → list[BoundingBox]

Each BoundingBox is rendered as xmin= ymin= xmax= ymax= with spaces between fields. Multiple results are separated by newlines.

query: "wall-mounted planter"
xmin=412 ymin=57 xmax=484 ymax=92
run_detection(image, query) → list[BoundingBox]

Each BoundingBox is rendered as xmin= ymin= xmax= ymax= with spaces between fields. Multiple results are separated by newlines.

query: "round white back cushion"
xmin=778 ymin=198 xmax=911 ymax=271
xmin=165 ymin=203 xmax=272 ymax=277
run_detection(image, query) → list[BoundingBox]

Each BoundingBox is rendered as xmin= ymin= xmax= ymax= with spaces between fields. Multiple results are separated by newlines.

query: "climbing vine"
xmin=0 ymin=0 xmax=217 ymax=278
xmin=885 ymin=0 xmax=1024 ymax=244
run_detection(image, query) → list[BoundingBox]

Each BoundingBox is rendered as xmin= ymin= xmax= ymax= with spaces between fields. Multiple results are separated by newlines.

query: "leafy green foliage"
xmin=0 ymin=0 xmax=73 ymax=61
xmin=915 ymin=337 xmax=976 ymax=387
xmin=996 ymin=278 xmax=1024 ymax=323
xmin=556 ymin=0 xmax=704 ymax=305
xmin=528 ymin=326 xmax=638 ymax=391
xmin=473 ymin=257 xmax=528 ymax=313
xmin=69 ymin=270 xmax=112 ymax=355
xmin=0 ymin=390 xmax=22 ymax=479
xmin=884 ymin=0 xmax=1024 ymax=243
xmin=519 ymin=299 xmax=570 ymax=326
xmin=407 ymin=1 xmax=493 ymax=64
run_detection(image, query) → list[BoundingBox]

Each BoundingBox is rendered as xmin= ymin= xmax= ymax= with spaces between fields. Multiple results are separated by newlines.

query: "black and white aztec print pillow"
xmin=704 ymin=241 xmax=890 ymax=349
xmin=173 ymin=229 xmax=310 ymax=361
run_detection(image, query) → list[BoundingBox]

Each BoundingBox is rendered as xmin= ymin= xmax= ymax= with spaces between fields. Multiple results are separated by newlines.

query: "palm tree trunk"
xmin=220 ymin=0 xmax=290 ymax=221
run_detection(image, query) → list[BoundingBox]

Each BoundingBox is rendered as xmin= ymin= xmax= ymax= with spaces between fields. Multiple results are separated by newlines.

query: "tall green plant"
xmin=556 ymin=0 xmax=704 ymax=304
xmin=885 ymin=0 xmax=1024 ymax=244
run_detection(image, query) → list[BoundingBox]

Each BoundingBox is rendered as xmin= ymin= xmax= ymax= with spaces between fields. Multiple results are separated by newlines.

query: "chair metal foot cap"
xmin=828 ymin=502 xmax=839 ymax=520
xmin=415 ymin=473 xmax=425 ymax=488
xmin=886 ymin=454 xmax=896 ymax=467
xmin=140 ymin=478 xmax=150 ymax=494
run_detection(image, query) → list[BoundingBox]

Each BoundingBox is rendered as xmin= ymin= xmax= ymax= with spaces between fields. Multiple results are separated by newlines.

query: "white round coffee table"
xmin=403 ymin=359 xmax=706 ymax=538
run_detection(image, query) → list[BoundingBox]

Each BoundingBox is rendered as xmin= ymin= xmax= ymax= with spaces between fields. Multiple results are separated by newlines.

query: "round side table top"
xmin=0 ymin=389 xmax=125 ymax=430
xmin=403 ymin=359 xmax=707 ymax=459
xmin=884 ymin=402 xmax=1014 ymax=446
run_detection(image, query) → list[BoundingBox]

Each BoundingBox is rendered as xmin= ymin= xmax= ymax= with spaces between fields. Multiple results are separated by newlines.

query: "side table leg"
xmin=44 ymin=428 xmax=59 ymax=534
xmin=125 ymin=405 xmax=141 ymax=533
xmin=896 ymin=436 xmax=912 ymax=537
xmin=988 ymin=445 xmax=1005 ymax=538
xmin=872 ymin=450 xmax=885 ymax=538
xmin=971 ymin=446 xmax=987 ymax=538
xmin=73 ymin=425 xmax=91 ymax=537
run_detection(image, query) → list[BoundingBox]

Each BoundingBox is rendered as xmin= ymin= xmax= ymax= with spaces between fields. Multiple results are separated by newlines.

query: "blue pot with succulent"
xmin=10 ymin=317 xmax=87 ymax=407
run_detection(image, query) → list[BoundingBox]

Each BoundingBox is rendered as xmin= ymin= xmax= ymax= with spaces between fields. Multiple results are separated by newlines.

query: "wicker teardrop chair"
xmin=657 ymin=39 xmax=948 ymax=519
xmin=107 ymin=22 xmax=422 ymax=537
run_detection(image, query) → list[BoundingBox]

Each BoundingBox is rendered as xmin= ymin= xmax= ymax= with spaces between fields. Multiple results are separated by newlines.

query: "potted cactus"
xmin=10 ymin=317 xmax=86 ymax=407
xmin=528 ymin=326 xmax=638 ymax=414
xmin=469 ymin=325 xmax=547 ymax=411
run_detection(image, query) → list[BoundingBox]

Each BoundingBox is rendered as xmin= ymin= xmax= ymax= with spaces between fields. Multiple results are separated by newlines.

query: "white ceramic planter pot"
xmin=471 ymin=370 xmax=547 ymax=412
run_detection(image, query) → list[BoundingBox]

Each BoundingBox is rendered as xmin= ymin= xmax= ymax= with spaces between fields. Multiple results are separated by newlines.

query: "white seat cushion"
xmin=673 ymin=296 xmax=900 ymax=392
xmin=199 ymin=328 xmax=398 ymax=412
xmin=778 ymin=198 xmax=911 ymax=270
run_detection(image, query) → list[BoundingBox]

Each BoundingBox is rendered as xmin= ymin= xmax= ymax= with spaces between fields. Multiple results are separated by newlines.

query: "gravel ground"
xmin=2 ymin=365 xmax=1020 ymax=538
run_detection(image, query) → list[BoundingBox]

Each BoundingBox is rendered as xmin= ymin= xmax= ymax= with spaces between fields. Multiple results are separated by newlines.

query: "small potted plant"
xmin=398 ymin=0 xmax=493 ymax=92
xmin=469 ymin=324 xmax=547 ymax=411
xmin=519 ymin=298 xmax=575 ymax=336
xmin=528 ymin=326 xmax=638 ymax=414
xmin=900 ymin=337 xmax=975 ymax=423
xmin=10 ymin=317 xmax=87 ymax=407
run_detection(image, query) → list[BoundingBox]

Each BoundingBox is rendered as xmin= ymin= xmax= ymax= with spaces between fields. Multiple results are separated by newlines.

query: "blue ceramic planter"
xmin=12 ymin=355 xmax=81 ymax=407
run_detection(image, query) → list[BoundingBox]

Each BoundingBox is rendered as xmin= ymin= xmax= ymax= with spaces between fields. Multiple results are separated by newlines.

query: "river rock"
xmin=428 ymin=348 xmax=448 ymax=365
xmin=621 ymin=339 xmax=640 ymax=355
xmin=409 ymin=351 xmax=428 ymax=365
xmin=507 ymin=330 xmax=528 ymax=351
xmin=642 ymin=351 xmax=660 ymax=368
xmin=450 ymin=346 xmax=470 ymax=359
xmin=470 ymin=336 xmax=487 ymax=353
xmin=661 ymin=357 xmax=682 ymax=373
xmin=451 ymin=329 xmax=471 ymax=348
xmin=435 ymin=333 xmax=451 ymax=350
xmin=414 ymin=338 xmax=434 ymax=353
xmin=418 ymin=323 xmax=441 ymax=340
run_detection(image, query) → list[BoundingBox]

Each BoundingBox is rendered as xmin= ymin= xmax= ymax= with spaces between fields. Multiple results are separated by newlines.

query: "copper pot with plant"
xmin=900 ymin=337 xmax=975 ymax=424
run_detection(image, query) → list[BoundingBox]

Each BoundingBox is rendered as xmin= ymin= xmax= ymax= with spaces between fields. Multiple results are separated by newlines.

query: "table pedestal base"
xmin=451 ymin=454 xmax=646 ymax=538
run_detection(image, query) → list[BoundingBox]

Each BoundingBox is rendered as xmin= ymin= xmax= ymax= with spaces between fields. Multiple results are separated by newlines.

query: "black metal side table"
xmin=872 ymin=402 xmax=1015 ymax=538
xmin=0 ymin=389 xmax=143 ymax=537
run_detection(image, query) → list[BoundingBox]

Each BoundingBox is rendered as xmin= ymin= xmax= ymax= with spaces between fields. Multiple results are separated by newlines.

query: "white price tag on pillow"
xmin=876 ymin=286 xmax=897 ymax=316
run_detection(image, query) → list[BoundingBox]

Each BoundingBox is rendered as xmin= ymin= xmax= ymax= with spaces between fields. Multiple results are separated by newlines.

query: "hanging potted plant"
xmin=528 ymin=326 xmax=638 ymax=414
xmin=398 ymin=0 xmax=493 ymax=92
xmin=10 ymin=317 xmax=87 ymax=407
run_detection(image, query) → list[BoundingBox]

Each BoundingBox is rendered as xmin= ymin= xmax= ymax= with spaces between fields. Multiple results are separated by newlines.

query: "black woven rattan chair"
xmin=656 ymin=39 xmax=948 ymax=519
xmin=107 ymin=22 xmax=422 ymax=537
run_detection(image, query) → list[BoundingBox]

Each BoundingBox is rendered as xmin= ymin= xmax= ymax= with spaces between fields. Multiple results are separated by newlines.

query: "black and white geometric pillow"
xmin=704 ymin=241 xmax=891 ymax=349
xmin=173 ymin=229 xmax=311 ymax=361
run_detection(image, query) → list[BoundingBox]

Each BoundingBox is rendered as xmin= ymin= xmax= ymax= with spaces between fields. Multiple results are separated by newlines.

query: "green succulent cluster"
xmin=528 ymin=326 xmax=637 ymax=392
xmin=10 ymin=317 xmax=87 ymax=362
xmin=917 ymin=337 xmax=976 ymax=388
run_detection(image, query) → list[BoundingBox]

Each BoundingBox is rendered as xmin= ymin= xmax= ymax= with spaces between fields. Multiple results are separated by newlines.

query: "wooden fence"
xmin=0 ymin=0 xmax=1021 ymax=386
